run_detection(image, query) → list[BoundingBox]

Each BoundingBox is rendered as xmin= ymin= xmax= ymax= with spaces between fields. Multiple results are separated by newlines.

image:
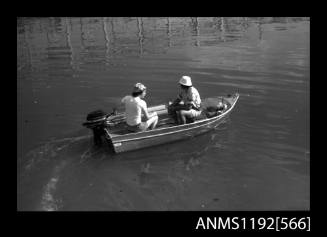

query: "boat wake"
xmin=20 ymin=135 xmax=94 ymax=173
xmin=40 ymin=160 xmax=67 ymax=211
xmin=18 ymin=132 xmax=112 ymax=211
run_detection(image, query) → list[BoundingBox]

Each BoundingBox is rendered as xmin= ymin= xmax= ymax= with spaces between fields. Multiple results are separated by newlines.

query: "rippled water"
xmin=17 ymin=17 xmax=310 ymax=211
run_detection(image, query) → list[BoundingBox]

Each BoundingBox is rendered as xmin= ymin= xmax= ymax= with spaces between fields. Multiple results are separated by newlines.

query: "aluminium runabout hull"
xmin=104 ymin=93 xmax=239 ymax=153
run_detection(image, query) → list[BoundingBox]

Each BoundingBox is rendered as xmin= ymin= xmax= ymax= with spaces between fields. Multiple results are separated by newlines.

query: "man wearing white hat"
xmin=121 ymin=83 xmax=158 ymax=132
xmin=168 ymin=76 xmax=202 ymax=124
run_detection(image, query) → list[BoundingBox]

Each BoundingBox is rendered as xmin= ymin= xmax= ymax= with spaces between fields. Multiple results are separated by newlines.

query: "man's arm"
xmin=186 ymin=100 xmax=196 ymax=108
xmin=186 ymin=89 xmax=200 ymax=109
xmin=121 ymin=96 xmax=127 ymax=104
xmin=141 ymin=102 xmax=157 ymax=120
xmin=172 ymin=91 xmax=184 ymax=105
xmin=172 ymin=97 xmax=182 ymax=105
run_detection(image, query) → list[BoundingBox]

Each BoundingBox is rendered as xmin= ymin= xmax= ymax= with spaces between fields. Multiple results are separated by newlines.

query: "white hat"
xmin=179 ymin=76 xmax=192 ymax=87
xmin=133 ymin=83 xmax=147 ymax=93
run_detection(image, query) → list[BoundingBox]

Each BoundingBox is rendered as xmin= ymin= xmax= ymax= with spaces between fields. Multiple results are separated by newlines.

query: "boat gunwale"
xmin=105 ymin=93 xmax=239 ymax=143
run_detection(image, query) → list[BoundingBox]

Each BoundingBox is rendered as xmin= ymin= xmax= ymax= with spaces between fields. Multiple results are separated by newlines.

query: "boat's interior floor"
xmin=106 ymin=115 xmax=176 ymax=135
xmin=106 ymin=105 xmax=229 ymax=136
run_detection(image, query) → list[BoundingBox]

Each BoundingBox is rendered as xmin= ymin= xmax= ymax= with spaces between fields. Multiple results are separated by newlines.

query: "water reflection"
xmin=80 ymin=18 xmax=86 ymax=49
xmin=100 ymin=17 xmax=116 ymax=59
xmin=45 ymin=18 xmax=74 ymax=80
xmin=258 ymin=20 xmax=263 ymax=40
xmin=109 ymin=18 xmax=116 ymax=43
xmin=213 ymin=17 xmax=221 ymax=30
xmin=51 ymin=17 xmax=64 ymax=32
xmin=17 ymin=17 xmax=310 ymax=71
xmin=190 ymin=17 xmax=200 ymax=46
xmin=166 ymin=17 xmax=171 ymax=47
xmin=102 ymin=17 xmax=110 ymax=65
xmin=220 ymin=17 xmax=226 ymax=42
xmin=137 ymin=17 xmax=144 ymax=56
xmin=65 ymin=17 xmax=75 ymax=70
xmin=241 ymin=17 xmax=250 ymax=30
xmin=21 ymin=23 xmax=33 ymax=71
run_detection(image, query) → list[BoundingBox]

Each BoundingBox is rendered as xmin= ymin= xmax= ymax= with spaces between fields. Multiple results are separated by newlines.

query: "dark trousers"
xmin=168 ymin=104 xmax=192 ymax=123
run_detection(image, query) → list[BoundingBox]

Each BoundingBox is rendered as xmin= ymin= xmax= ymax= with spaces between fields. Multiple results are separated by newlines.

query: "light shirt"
xmin=178 ymin=86 xmax=201 ymax=109
xmin=121 ymin=95 xmax=147 ymax=126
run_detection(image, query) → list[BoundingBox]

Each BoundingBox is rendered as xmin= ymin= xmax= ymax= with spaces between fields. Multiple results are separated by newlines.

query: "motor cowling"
xmin=83 ymin=110 xmax=109 ymax=146
xmin=83 ymin=110 xmax=108 ymax=129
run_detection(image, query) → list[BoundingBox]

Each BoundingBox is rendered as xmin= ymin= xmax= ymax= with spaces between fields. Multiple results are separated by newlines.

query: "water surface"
xmin=17 ymin=17 xmax=310 ymax=211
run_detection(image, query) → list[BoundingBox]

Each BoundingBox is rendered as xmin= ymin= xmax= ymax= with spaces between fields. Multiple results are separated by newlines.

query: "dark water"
xmin=17 ymin=17 xmax=310 ymax=211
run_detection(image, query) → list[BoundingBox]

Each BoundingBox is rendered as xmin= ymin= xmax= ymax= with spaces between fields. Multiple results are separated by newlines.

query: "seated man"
xmin=168 ymin=76 xmax=202 ymax=124
xmin=122 ymin=83 xmax=158 ymax=132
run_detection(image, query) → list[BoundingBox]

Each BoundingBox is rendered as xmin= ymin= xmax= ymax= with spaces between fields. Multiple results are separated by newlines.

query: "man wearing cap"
xmin=121 ymin=83 xmax=158 ymax=132
xmin=168 ymin=76 xmax=202 ymax=124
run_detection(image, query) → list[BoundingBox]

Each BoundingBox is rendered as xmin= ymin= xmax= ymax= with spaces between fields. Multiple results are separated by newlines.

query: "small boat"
xmin=83 ymin=93 xmax=239 ymax=153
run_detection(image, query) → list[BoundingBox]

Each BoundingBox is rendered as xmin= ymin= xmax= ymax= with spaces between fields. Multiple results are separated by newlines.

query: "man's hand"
xmin=185 ymin=102 xmax=194 ymax=109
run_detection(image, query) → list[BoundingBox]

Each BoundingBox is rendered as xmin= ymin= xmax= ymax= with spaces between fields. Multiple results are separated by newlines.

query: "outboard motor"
xmin=83 ymin=109 xmax=114 ymax=146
